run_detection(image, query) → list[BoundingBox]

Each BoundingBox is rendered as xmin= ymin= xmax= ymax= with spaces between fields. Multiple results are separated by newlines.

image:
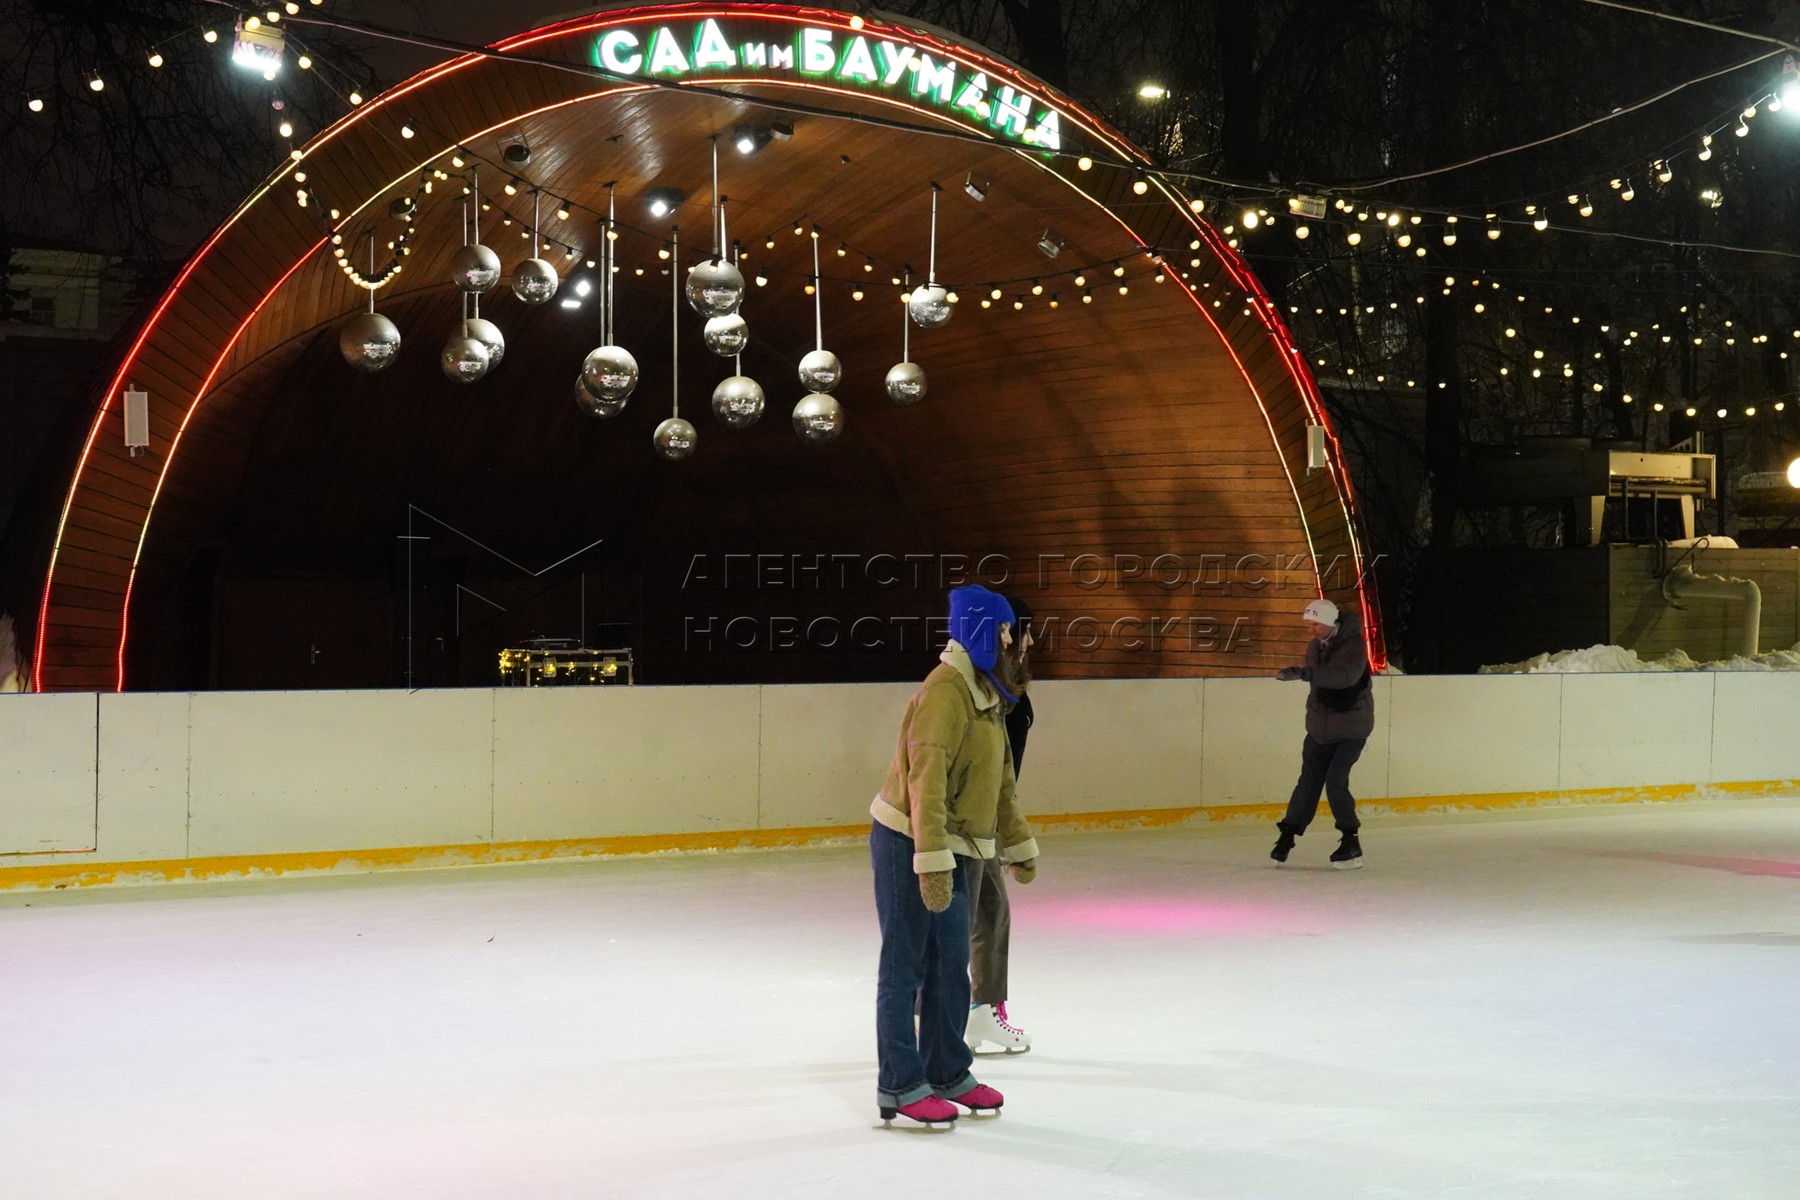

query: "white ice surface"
xmin=3 ymin=800 xmax=1799 ymax=1199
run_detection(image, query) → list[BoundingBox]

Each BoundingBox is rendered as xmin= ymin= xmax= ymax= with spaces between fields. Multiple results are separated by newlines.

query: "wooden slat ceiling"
xmin=35 ymin=4 xmax=1376 ymax=689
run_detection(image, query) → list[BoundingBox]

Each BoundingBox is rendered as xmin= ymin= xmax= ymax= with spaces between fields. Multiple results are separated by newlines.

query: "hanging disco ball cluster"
xmin=338 ymin=144 xmax=958 ymax=463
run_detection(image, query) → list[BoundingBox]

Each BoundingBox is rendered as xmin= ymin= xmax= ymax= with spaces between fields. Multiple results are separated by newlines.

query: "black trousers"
xmin=1280 ymin=734 xmax=1366 ymax=835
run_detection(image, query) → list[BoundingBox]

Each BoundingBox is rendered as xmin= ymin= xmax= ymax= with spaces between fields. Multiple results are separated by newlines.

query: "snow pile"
xmin=1481 ymin=642 xmax=1800 ymax=673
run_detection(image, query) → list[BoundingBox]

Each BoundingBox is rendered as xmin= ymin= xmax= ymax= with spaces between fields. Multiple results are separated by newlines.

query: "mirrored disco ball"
xmin=338 ymin=311 xmax=401 ymax=372
xmin=712 ymin=375 xmax=766 ymax=429
xmin=440 ymin=334 xmax=491 ymax=383
xmin=884 ymin=360 xmax=927 ymax=405
xmin=581 ymin=345 xmax=639 ymax=402
xmin=685 ymin=258 xmax=745 ymax=317
xmin=462 ymin=317 xmax=505 ymax=368
xmin=792 ymin=393 xmax=844 ymax=444
xmin=798 ymin=348 xmax=842 ymax=393
xmin=449 ymin=243 xmax=502 ymax=294
xmin=907 ymin=283 xmax=953 ymax=329
xmin=510 ymin=258 xmax=559 ymax=304
xmin=654 ymin=416 xmax=698 ymax=460
xmin=702 ymin=313 xmax=749 ymax=357
xmin=575 ymin=374 xmax=629 ymax=418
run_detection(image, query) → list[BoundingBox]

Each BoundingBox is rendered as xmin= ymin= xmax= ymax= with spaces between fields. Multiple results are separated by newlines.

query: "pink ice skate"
xmin=880 ymin=1095 xmax=959 ymax=1126
xmin=943 ymin=1082 xmax=1004 ymax=1114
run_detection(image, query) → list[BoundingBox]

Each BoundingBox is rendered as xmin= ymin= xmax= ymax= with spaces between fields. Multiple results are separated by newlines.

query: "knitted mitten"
xmin=1008 ymin=859 xmax=1037 ymax=885
xmin=919 ymin=870 xmax=953 ymax=912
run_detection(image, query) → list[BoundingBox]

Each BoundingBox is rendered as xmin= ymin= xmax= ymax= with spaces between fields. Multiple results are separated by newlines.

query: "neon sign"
xmin=591 ymin=17 xmax=1063 ymax=151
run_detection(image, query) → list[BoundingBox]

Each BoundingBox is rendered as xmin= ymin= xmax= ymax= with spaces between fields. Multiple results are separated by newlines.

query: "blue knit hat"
xmin=947 ymin=585 xmax=1014 ymax=674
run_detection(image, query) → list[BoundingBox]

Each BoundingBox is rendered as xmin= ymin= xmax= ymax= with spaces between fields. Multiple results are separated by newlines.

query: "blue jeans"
xmin=870 ymin=821 xmax=976 ymax=1108
xmin=1281 ymin=734 xmax=1366 ymax=834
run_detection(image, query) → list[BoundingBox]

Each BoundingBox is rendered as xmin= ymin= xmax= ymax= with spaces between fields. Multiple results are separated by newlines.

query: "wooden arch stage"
xmin=34 ymin=3 xmax=1378 ymax=691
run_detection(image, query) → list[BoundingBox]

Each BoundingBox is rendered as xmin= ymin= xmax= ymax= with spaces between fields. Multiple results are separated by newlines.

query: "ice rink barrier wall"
xmin=3 ymin=674 xmax=1797 ymax=889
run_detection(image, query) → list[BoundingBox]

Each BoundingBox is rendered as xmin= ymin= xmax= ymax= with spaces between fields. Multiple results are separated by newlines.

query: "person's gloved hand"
xmin=1008 ymin=858 xmax=1037 ymax=885
xmin=919 ymin=870 xmax=953 ymax=912
xmin=1275 ymin=666 xmax=1305 ymax=681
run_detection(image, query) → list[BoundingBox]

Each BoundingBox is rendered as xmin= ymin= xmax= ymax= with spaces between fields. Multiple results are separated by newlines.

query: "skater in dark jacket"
xmin=965 ymin=595 xmax=1036 ymax=1055
xmin=1271 ymin=597 xmax=1373 ymax=868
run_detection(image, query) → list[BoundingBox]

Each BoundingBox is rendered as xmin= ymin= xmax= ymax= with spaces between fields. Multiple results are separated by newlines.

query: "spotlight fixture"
xmin=1036 ymin=229 xmax=1065 ymax=258
xmin=503 ymin=142 xmax=532 ymax=166
xmin=646 ymin=187 xmax=685 ymax=219
xmin=768 ymin=121 xmax=793 ymax=141
xmin=1286 ymin=194 xmax=1327 ymax=220
xmin=963 ymin=171 xmax=990 ymax=202
xmin=231 ymin=17 xmax=285 ymax=74
xmin=733 ymin=123 xmax=773 ymax=155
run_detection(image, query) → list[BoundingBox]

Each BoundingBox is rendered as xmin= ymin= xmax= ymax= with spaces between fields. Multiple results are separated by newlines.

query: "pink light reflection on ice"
xmin=1017 ymin=895 xmax=1333 ymax=936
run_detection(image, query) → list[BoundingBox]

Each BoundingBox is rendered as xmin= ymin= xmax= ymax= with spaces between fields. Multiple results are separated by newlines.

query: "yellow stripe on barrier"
xmin=2 ymin=778 xmax=1794 ymax=892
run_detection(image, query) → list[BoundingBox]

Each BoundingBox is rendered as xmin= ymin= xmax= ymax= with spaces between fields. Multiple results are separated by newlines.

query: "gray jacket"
xmin=1300 ymin=611 xmax=1374 ymax=743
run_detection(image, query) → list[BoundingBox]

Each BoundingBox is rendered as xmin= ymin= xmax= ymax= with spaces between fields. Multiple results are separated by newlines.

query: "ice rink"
xmin=3 ymin=797 xmax=1797 ymax=1199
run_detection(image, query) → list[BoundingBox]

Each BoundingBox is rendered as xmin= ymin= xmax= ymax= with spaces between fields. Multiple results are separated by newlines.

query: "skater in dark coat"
xmin=965 ymin=595 xmax=1036 ymax=1055
xmin=1271 ymin=597 xmax=1373 ymax=868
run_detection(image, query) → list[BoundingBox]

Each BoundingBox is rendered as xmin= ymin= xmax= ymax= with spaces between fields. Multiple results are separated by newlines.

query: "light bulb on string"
xmin=297 ymin=54 xmax=311 ymax=70
xmin=148 ymin=51 xmax=164 ymax=67
xmin=27 ymin=97 xmax=43 ymax=112
xmin=1620 ymin=181 xmax=1635 ymax=201
xmin=1578 ymin=197 xmax=1593 ymax=217
xmin=88 ymin=74 xmax=104 ymax=92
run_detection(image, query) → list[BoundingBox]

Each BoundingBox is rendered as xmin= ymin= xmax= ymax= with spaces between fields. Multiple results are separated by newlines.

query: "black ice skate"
xmin=1330 ymin=831 xmax=1363 ymax=870
xmin=1270 ymin=825 xmax=1298 ymax=864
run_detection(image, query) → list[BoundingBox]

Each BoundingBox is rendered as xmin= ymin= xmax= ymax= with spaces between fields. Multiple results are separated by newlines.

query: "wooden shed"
xmin=27 ymin=3 xmax=1375 ymax=690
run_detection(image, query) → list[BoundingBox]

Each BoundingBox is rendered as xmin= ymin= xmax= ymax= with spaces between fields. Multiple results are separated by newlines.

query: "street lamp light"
xmin=1137 ymin=82 xmax=1167 ymax=100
